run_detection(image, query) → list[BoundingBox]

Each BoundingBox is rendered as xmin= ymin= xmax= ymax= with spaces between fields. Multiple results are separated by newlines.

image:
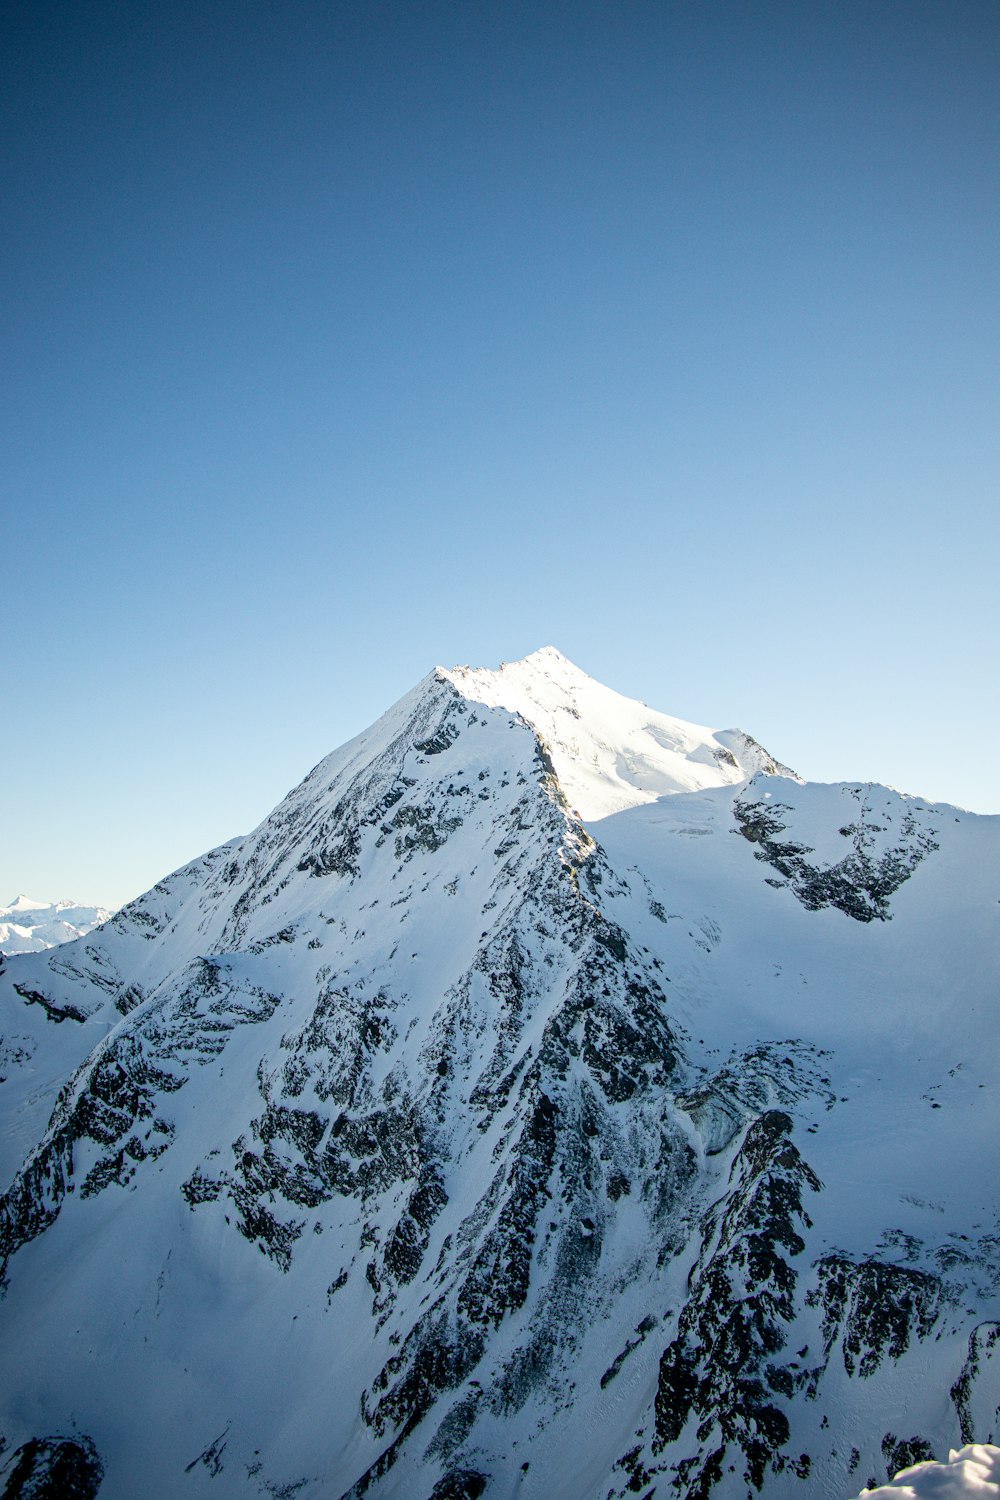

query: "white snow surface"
xmin=444 ymin=645 xmax=798 ymax=819
xmin=0 ymin=648 xmax=997 ymax=1500
xmin=852 ymin=1445 xmax=1000 ymax=1497
xmin=0 ymin=895 xmax=112 ymax=954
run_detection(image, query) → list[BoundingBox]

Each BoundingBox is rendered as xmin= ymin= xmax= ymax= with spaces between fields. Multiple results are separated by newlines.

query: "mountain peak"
xmin=440 ymin=647 xmax=786 ymax=819
xmin=0 ymin=896 xmax=112 ymax=955
xmin=4 ymin=895 xmax=46 ymax=913
xmin=513 ymin=643 xmax=574 ymax=667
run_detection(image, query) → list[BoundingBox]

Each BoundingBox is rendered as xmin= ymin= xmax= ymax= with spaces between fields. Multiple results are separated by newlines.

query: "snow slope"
xmin=445 ymin=646 xmax=798 ymax=818
xmin=0 ymin=649 xmax=997 ymax=1500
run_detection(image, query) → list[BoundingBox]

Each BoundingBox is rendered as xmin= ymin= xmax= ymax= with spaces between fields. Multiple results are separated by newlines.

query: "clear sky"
xmin=3 ymin=0 xmax=998 ymax=910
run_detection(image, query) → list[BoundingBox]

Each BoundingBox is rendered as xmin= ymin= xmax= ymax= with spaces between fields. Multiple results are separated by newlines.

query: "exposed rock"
xmin=0 ymin=1435 xmax=103 ymax=1499
xmin=734 ymin=787 xmax=938 ymax=921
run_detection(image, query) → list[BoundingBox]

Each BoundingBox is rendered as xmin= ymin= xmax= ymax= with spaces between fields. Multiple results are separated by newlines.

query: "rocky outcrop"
xmin=809 ymin=1255 xmax=942 ymax=1378
xmin=653 ymin=1110 xmax=822 ymax=1492
xmin=0 ymin=1435 xmax=103 ymax=1499
xmin=734 ymin=784 xmax=939 ymax=921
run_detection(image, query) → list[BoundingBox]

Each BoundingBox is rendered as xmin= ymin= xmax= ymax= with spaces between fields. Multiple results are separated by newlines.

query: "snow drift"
xmin=852 ymin=1444 xmax=1000 ymax=1498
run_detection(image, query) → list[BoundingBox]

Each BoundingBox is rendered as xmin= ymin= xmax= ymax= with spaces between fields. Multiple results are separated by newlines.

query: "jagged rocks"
xmin=0 ymin=957 xmax=279 ymax=1272
xmin=809 ymin=1256 xmax=942 ymax=1378
xmin=880 ymin=1434 xmax=935 ymax=1481
xmin=11 ymin=985 xmax=86 ymax=1025
xmin=653 ymin=1111 xmax=822 ymax=1491
xmin=734 ymin=786 xmax=939 ymax=921
xmin=0 ymin=1436 xmax=103 ymax=1499
xmin=952 ymin=1323 xmax=1000 ymax=1444
xmin=426 ymin=1470 xmax=487 ymax=1500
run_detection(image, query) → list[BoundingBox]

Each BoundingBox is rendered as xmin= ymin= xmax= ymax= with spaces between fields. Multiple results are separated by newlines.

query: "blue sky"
xmin=3 ymin=0 xmax=998 ymax=909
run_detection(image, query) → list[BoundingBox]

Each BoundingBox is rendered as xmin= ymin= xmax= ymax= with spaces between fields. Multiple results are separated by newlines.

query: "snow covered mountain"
xmin=0 ymin=646 xmax=997 ymax=1500
xmin=0 ymin=895 xmax=112 ymax=955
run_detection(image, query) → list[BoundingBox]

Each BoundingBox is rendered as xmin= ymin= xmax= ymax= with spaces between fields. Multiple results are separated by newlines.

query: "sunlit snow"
xmin=852 ymin=1445 xmax=1000 ymax=1498
xmin=0 ymin=894 xmax=112 ymax=954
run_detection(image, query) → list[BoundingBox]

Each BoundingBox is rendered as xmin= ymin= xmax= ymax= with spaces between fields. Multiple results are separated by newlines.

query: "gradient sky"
xmin=3 ymin=0 xmax=998 ymax=910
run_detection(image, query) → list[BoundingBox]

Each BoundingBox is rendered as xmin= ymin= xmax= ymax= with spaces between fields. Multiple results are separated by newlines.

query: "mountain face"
xmin=0 ymin=896 xmax=112 ymax=956
xmin=0 ymin=646 xmax=997 ymax=1500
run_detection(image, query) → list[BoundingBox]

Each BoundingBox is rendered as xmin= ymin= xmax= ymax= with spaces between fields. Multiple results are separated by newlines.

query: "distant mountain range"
xmin=0 ymin=894 xmax=112 ymax=955
xmin=0 ymin=647 xmax=997 ymax=1500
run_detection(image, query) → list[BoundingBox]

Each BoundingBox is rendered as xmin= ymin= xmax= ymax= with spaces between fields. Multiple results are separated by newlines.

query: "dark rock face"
xmin=1 ymin=957 xmax=279 ymax=1275
xmin=653 ymin=1111 xmax=822 ymax=1492
xmin=734 ymin=786 xmax=939 ymax=921
xmin=343 ymin=883 xmax=692 ymax=1490
xmin=0 ymin=1436 xmax=103 ymax=1499
xmin=880 ymin=1433 xmax=935 ymax=1480
xmin=809 ymin=1256 xmax=942 ymax=1378
xmin=11 ymin=986 xmax=86 ymax=1025
xmin=426 ymin=1470 xmax=487 ymax=1500
xmin=951 ymin=1323 xmax=1000 ymax=1444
